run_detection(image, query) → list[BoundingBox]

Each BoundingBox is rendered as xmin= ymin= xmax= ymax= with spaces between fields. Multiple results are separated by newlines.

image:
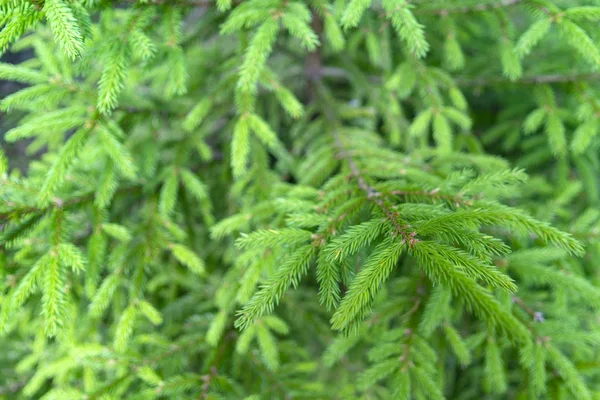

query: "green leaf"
xmin=8 ymin=256 xmax=46 ymax=315
xmin=231 ymin=116 xmax=251 ymax=177
xmin=236 ymin=228 xmax=312 ymax=250
xmin=545 ymin=114 xmax=567 ymax=156
xmin=165 ymin=46 xmax=188 ymax=97
xmin=341 ymin=0 xmax=372 ymax=29
xmin=571 ymin=120 xmax=598 ymax=154
xmin=557 ymin=20 xmax=600 ymax=68
xmin=392 ymin=371 xmax=411 ymax=399
xmin=263 ymin=316 xmax=289 ymax=335
xmin=248 ymin=113 xmax=278 ymax=147
xmin=114 ymin=304 xmax=137 ymax=352
xmin=500 ymin=39 xmax=522 ymax=80
xmin=546 ymin=345 xmax=591 ymax=400
xmin=95 ymin=160 xmax=117 ymax=208
xmin=0 ymin=63 xmax=48 ymax=84
xmin=43 ymin=0 xmax=84 ymax=59
xmin=182 ymin=98 xmax=212 ymax=132
xmin=170 ymin=244 xmax=205 ymax=276
xmin=216 ymin=0 xmax=232 ymax=11
xmin=433 ymin=113 xmax=453 ymax=154
xmin=238 ymin=19 xmax=279 ymax=93
xmin=130 ymin=30 xmax=156 ymax=62
xmin=565 ymin=6 xmax=600 ymax=22
xmin=102 ymin=223 xmax=132 ymax=243
xmin=39 ymin=127 xmax=90 ymax=205
xmin=411 ymin=366 xmax=444 ymax=399
xmin=382 ymin=0 xmax=428 ymax=58
xmin=515 ymin=18 xmax=551 ymax=58
xmin=410 ymin=241 xmax=528 ymax=342
xmin=358 ymin=359 xmax=398 ymax=390
xmin=97 ymin=123 xmax=137 ymax=179
xmin=159 ymin=169 xmax=179 ymax=217
xmin=272 ymin=84 xmax=304 ymax=119
xmin=236 ymin=245 xmax=316 ymax=330
xmin=256 ymin=323 xmax=279 ymax=370
xmin=484 ymin=338 xmax=507 ymax=394
xmin=410 ymin=108 xmax=433 ymax=137
xmin=206 ymin=310 xmax=229 ymax=346
xmin=282 ymin=14 xmax=319 ymax=51
xmin=419 ymin=285 xmax=451 ymax=337
xmin=4 ymin=106 xmax=86 ymax=142
xmin=138 ymin=366 xmax=163 ymax=386
xmin=97 ymin=41 xmax=128 ymax=114
xmin=41 ymin=253 xmax=66 ymax=337
xmin=444 ymin=35 xmax=465 ymax=70
xmin=57 ymin=243 xmax=86 ymax=273
xmin=443 ymin=324 xmax=471 ymax=366
xmin=180 ymin=169 xmax=209 ymax=201
xmin=523 ymin=108 xmax=546 ymax=134
xmin=325 ymin=218 xmax=384 ymax=263
xmin=331 ymin=237 xmax=403 ymax=331
xmin=89 ymin=274 xmax=119 ymax=318
xmin=236 ymin=325 xmax=256 ymax=354
xmin=0 ymin=146 xmax=7 ymax=176
xmin=324 ymin=13 xmax=345 ymax=51
xmin=138 ymin=300 xmax=163 ymax=326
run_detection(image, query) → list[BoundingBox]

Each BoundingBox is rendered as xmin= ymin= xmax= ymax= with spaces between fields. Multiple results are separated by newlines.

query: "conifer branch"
xmin=309 ymin=30 xmax=417 ymax=246
xmin=332 ymin=133 xmax=417 ymax=246
xmin=389 ymin=188 xmax=472 ymax=207
xmin=126 ymin=0 xmax=220 ymax=6
xmin=0 ymin=185 xmax=140 ymax=221
xmin=416 ymin=0 xmax=523 ymax=15
xmin=319 ymin=68 xmax=600 ymax=88
xmin=398 ymin=280 xmax=425 ymax=370
xmin=457 ymin=72 xmax=600 ymax=87
xmin=1 ymin=1 xmax=597 ymax=398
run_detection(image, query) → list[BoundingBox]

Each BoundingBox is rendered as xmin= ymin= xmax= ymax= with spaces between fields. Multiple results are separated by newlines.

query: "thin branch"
xmin=126 ymin=0 xmax=216 ymax=6
xmin=320 ymin=66 xmax=600 ymax=88
xmin=416 ymin=0 xmax=523 ymax=15
xmin=0 ymin=185 xmax=141 ymax=221
xmin=0 ymin=377 xmax=29 ymax=395
xmin=512 ymin=295 xmax=545 ymax=323
xmin=457 ymin=72 xmax=600 ymax=87
xmin=305 ymin=9 xmax=323 ymax=102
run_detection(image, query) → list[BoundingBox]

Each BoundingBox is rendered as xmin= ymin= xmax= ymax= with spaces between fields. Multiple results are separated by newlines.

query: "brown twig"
xmin=512 ymin=295 xmax=545 ymax=323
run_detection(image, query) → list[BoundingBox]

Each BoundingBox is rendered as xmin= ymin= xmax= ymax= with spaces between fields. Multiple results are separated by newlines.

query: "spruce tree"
xmin=1 ymin=0 xmax=600 ymax=398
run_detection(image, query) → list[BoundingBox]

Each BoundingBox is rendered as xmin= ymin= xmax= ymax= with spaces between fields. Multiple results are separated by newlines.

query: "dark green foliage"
xmin=1 ymin=0 xmax=600 ymax=399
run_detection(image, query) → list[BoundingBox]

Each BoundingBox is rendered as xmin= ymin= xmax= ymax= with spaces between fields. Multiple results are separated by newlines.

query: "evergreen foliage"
xmin=1 ymin=0 xmax=600 ymax=398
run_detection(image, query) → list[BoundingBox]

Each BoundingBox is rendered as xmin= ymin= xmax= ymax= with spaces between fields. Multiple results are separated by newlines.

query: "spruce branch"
xmin=331 ymin=133 xmax=417 ymax=246
xmin=416 ymin=0 xmax=523 ymax=15
xmin=457 ymin=72 xmax=600 ymax=87
xmin=313 ymin=80 xmax=417 ymax=244
xmin=125 ymin=0 xmax=226 ymax=6
xmin=1 ymin=1 xmax=598 ymax=398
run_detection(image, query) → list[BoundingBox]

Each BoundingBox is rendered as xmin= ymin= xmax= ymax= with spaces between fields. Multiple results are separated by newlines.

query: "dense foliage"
xmin=2 ymin=0 xmax=600 ymax=398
